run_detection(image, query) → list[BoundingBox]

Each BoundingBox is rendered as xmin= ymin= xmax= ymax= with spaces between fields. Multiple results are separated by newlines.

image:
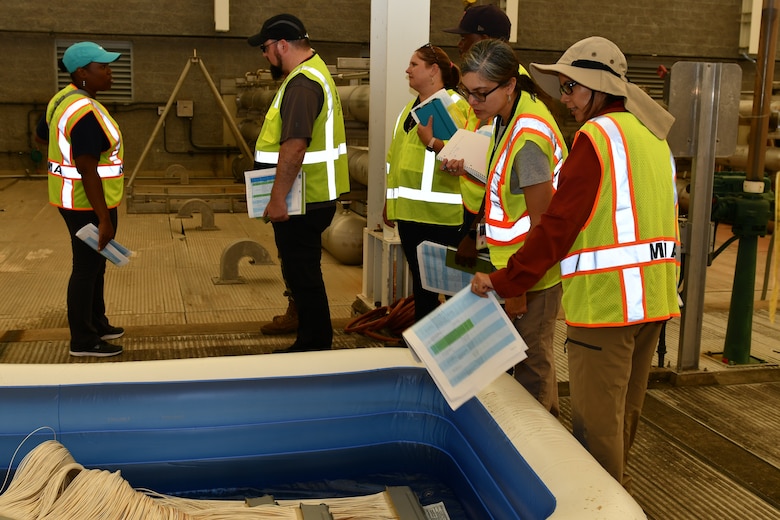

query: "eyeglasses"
xmin=260 ymin=40 xmax=279 ymax=53
xmin=457 ymin=82 xmax=504 ymax=103
xmin=419 ymin=42 xmax=439 ymax=63
xmin=559 ymin=80 xmax=579 ymax=95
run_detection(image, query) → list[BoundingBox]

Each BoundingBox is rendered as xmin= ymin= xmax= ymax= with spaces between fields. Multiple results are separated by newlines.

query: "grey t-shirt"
xmin=510 ymin=141 xmax=551 ymax=194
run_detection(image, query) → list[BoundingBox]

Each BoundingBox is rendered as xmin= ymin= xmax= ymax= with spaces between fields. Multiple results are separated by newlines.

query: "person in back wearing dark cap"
xmin=35 ymin=42 xmax=125 ymax=357
xmin=444 ymin=5 xmax=534 ymax=287
xmin=248 ymin=14 xmax=350 ymax=352
xmin=443 ymin=3 xmax=534 ymax=262
xmin=443 ymin=3 xmax=512 ymax=58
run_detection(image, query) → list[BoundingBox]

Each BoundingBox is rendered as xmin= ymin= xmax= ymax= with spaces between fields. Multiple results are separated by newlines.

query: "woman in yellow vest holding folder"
xmin=383 ymin=43 xmax=471 ymax=322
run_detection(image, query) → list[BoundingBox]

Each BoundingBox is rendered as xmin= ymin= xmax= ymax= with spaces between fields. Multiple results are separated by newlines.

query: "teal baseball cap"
xmin=62 ymin=42 xmax=120 ymax=73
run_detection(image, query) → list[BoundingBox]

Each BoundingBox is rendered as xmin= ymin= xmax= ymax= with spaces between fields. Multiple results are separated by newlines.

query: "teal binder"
xmin=411 ymin=97 xmax=459 ymax=141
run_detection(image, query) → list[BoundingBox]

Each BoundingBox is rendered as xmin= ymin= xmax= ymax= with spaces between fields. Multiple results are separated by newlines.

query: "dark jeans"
xmin=397 ymin=219 xmax=461 ymax=322
xmin=58 ymin=207 xmax=118 ymax=348
xmin=272 ymin=203 xmax=336 ymax=349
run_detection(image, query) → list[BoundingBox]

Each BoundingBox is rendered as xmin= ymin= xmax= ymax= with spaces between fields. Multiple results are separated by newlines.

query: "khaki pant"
xmin=566 ymin=321 xmax=663 ymax=488
xmin=514 ymin=283 xmax=562 ymax=416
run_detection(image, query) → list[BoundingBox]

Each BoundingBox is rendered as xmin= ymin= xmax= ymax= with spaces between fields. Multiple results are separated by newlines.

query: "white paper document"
xmin=75 ymin=223 xmax=132 ymax=266
xmin=402 ymin=286 xmax=528 ymax=410
xmin=417 ymin=240 xmax=484 ymax=296
xmin=244 ymin=168 xmax=304 ymax=219
xmin=436 ymin=128 xmax=491 ymax=184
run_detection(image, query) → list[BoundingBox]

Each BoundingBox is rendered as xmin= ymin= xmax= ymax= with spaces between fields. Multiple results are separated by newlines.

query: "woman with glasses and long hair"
xmin=469 ymin=37 xmax=680 ymax=490
xmin=442 ymin=39 xmax=568 ymax=416
xmin=383 ymin=43 xmax=471 ymax=322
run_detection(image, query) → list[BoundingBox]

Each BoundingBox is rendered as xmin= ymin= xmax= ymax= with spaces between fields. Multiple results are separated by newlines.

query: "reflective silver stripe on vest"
xmin=385 ymin=149 xmax=462 ymax=204
xmin=486 ymin=116 xmax=563 ymax=244
xmin=56 ymin=98 xmax=90 ymax=166
xmin=561 ymin=239 xmax=678 ymax=274
xmin=61 ymin=178 xmax=74 ymax=208
xmin=487 ymin=216 xmax=531 ymax=243
xmin=48 ymin=163 xmax=123 ymax=179
xmin=255 ymin=144 xmax=347 ymax=165
xmin=254 ymin=64 xmax=344 ymax=199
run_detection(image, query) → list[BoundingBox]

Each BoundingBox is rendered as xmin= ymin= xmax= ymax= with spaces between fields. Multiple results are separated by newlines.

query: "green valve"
xmin=30 ymin=149 xmax=44 ymax=164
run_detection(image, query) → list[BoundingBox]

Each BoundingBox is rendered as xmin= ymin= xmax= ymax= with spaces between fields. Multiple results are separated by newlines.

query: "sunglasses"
xmin=457 ymin=82 xmax=505 ymax=103
xmin=559 ymin=80 xmax=578 ymax=95
xmin=260 ymin=40 xmax=279 ymax=53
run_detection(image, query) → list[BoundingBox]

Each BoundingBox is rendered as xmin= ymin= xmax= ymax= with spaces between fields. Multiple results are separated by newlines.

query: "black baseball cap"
xmin=248 ymin=13 xmax=309 ymax=47
xmin=443 ymin=5 xmax=511 ymax=40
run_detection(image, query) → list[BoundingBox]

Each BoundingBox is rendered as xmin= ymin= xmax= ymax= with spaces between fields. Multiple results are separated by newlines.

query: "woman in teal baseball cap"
xmin=36 ymin=41 xmax=126 ymax=357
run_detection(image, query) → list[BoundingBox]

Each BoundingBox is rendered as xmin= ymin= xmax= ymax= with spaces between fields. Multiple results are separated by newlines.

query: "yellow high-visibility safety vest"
xmin=458 ymin=109 xmax=489 ymax=214
xmin=484 ymin=91 xmax=567 ymax=291
xmin=47 ymin=85 xmax=124 ymax=210
xmin=254 ymin=54 xmax=349 ymax=203
xmin=385 ymin=91 xmax=471 ymax=226
xmin=560 ymin=113 xmax=681 ymax=327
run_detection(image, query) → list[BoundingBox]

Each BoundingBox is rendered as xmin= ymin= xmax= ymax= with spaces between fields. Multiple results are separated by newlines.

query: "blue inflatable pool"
xmin=0 ymin=349 xmax=645 ymax=519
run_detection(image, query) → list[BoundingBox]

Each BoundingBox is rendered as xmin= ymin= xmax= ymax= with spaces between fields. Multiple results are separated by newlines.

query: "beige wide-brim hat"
xmin=530 ymin=36 xmax=674 ymax=140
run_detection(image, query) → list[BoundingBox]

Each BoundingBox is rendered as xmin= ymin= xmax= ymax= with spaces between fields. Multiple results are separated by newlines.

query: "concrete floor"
xmin=1 ymin=176 xmax=779 ymax=519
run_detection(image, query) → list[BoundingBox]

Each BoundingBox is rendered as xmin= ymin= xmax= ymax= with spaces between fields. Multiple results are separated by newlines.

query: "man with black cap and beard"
xmin=248 ymin=13 xmax=350 ymax=352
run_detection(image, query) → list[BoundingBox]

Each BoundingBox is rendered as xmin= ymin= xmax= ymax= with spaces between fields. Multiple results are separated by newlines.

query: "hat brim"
xmin=247 ymin=32 xmax=264 ymax=47
xmin=530 ymin=62 xmax=675 ymax=140
xmin=99 ymin=51 xmax=121 ymax=64
xmin=530 ymin=63 xmax=628 ymax=101
xmin=442 ymin=26 xmax=469 ymax=35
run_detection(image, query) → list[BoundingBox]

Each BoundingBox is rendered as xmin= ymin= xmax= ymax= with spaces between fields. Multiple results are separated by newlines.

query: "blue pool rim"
xmin=1 ymin=364 xmax=556 ymax=519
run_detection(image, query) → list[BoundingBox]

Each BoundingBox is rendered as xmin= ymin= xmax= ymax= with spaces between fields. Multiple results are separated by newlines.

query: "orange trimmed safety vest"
xmin=47 ymin=85 xmax=124 ymax=210
xmin=560 ymin=113 xmax=681 ymax=327
xmin=484 ymin=91 xmax=567 ymax=291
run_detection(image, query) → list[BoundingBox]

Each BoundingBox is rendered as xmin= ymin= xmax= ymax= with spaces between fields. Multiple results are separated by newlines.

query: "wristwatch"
xmin=426 ymin=137 xmax=437 ymax=152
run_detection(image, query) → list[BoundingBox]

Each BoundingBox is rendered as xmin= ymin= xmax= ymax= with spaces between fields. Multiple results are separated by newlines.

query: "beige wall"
xmin=0 ymin=0 xmax=764 ymax=175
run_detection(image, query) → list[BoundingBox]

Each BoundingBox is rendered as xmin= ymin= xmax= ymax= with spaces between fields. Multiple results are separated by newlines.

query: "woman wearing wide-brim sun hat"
xmin=469 ymin=36 xmax=681 ymax=492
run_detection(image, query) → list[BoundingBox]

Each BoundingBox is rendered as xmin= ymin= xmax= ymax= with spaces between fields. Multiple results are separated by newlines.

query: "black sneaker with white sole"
xmin=100 ymin=326 xmax=125 ymax=341
xmin=70 ymin=341 xmax=123 ymax=357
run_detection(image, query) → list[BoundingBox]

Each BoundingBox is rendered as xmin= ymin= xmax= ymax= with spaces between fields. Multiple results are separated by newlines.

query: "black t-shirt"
xmin=280 ymin=73 xmax=325 ymax=142
xmin=254 ymin=64 xmax=325 ymax=170
xmin=37 ymin=111 xmax=110 ymax=160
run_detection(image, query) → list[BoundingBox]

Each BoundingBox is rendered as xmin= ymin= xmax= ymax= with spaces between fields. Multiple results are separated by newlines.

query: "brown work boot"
xmin=260 ymin=300 xmax=298 ymax=335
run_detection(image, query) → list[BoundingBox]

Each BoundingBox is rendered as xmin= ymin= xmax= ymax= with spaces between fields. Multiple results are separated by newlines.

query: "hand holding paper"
xmin=436 ymin=129 xmax=491 ymax=184
xmin=75 ymin=224 xmax=132 ymax=266
xmin=471 ymin=272 xmax=494 ymax=297
xmin=244 ymin=168 xmax=305 ymax=221
xmin=402 ymin=286 xmax=528 ymax=410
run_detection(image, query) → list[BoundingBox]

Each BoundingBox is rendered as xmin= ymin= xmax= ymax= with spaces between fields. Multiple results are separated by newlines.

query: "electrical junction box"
xmin=177 ymin=100 xmax=194 ymax=118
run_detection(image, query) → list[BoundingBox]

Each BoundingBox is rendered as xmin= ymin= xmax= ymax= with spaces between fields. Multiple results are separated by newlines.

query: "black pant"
xmin=58 ymin=207 xmax=118 ymax=348
xmin=397 ymin=220 xmax=461 ymax=322
xmin=272 ymin=203 xmax=336 ymax=349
